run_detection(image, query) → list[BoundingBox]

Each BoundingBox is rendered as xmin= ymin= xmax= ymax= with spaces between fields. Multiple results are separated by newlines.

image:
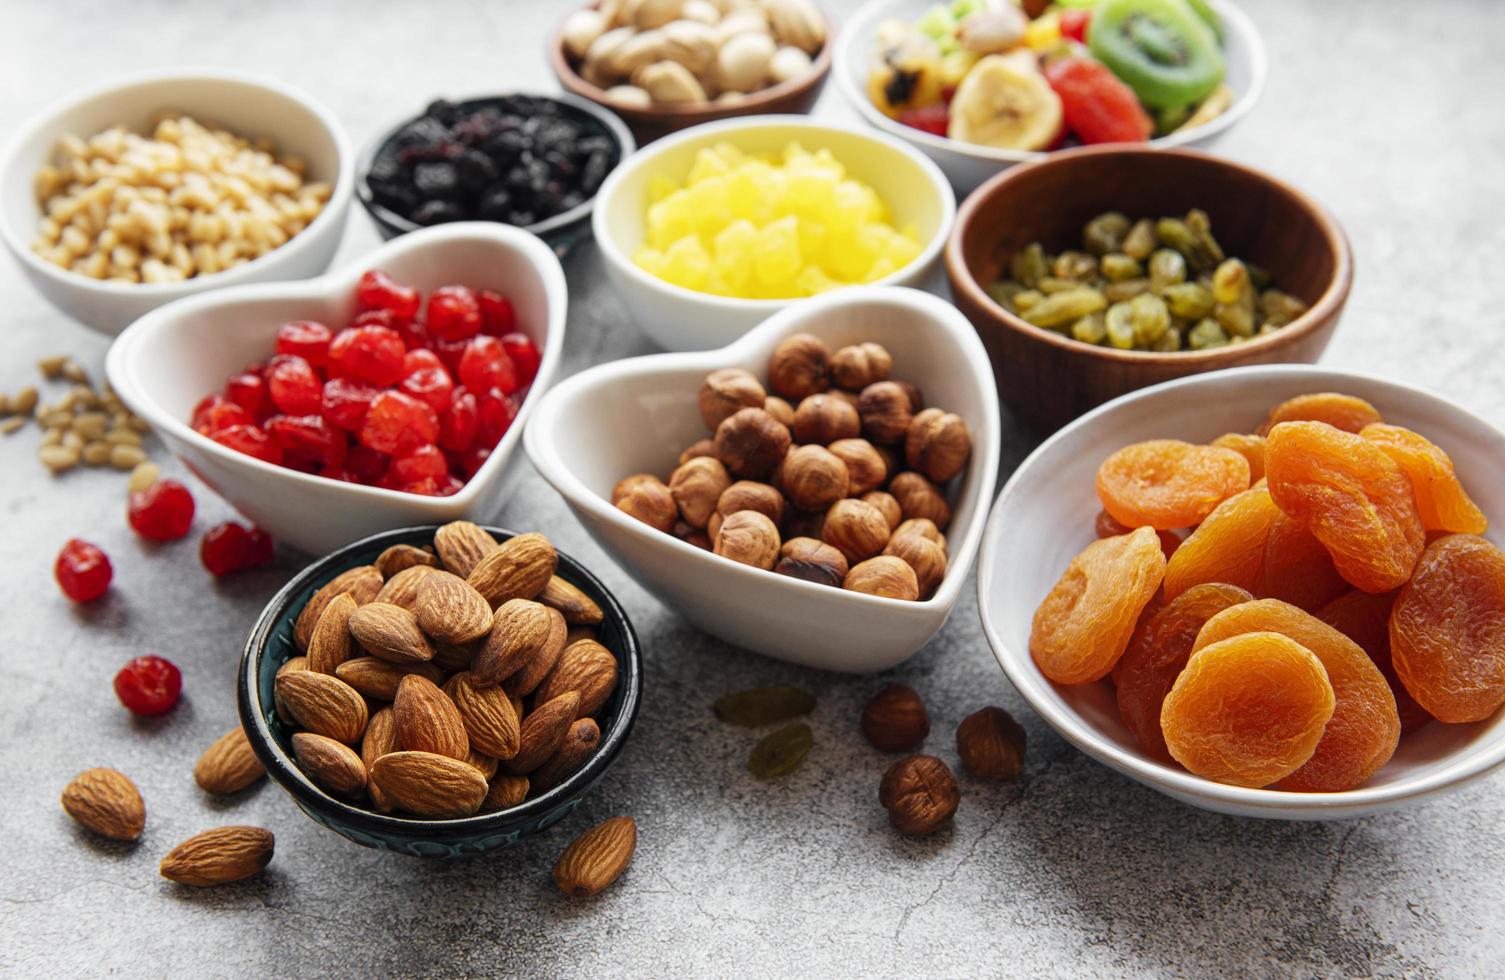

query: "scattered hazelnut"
xmin=889 ymin=472 xmax=951 ymax=529
xmin=669 ymin=455 xmax=732 ymax=528
xmin=699 ymin=368 xmax=766 ymax=430
xmin=714 ymin=407 xmax=791 ymax=480
xmin=829 ymin=342 xmax=892 ymax=391
xmin=892 ymin=518 xmax=946 ymax=552
xmin=717 ymin=480 xmax=784 ymax=526
xmin=616 ymin=475 xmax=677 ymax=532
xmin=879 ymin=754 xmax=959 ymax=835
xmin=774 ymin=537 xmax=848 ymax=588
xmin=791 ymin=392 xmax=860 ymax=444
xmin=763 ymin=395 xmax=795 ymax=428
xmin=861 ymin=491 xmax=902 ymax=530
xmin=767 ymin=333 xmax=830 ymax=400
xmin=713 ymin=510 xmax=781 ymax=569
xmin=906 ymin=408 xmax=972 ymax=483
xmin=828 ymin=438 xmax=887 ymax=495
xmin=844 ymin=556 xmax=919 ymax=600
xmin=780 ymin=445 xmax=849 ymax=512
xmin=955 ymin=706 xmax=1027 ymax=781
xmin=821 ymin=498 xmax=891 ymax=564
xmin=861 ymin=683 xmax=930 ymax=751
xmin=678 ymin=438 xmax=718 ymax=466
xmin=883 ymin=532 xmax=947 ymax=599
xmin=857 ymin=381 xmax=913 ymax=444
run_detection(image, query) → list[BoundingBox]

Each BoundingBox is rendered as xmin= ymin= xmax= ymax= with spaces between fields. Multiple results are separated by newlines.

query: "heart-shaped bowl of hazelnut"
xmin=524 ymin=284 xmax=1000 ymax=672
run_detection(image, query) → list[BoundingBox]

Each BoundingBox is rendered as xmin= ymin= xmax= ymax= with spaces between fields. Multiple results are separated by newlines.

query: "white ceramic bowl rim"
xmin=976 ymin=363 xmax=1505 ymax=813
xmin=834 ymin=0 xmax=1268 ymax=164
xmin=0 ymin=67 xmax=355 ymax=296
xmin=105 ymin=221 xmax=567 ymax=510
xmin=589 ymin=114 xmax=958 ymax=313
xmin=526 ymin=284 xmax=1001 ymax=614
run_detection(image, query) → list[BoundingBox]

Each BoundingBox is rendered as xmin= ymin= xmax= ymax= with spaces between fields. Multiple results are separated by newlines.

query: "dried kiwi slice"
xmin=1088 ymin=0 xmax=1225 ymax=109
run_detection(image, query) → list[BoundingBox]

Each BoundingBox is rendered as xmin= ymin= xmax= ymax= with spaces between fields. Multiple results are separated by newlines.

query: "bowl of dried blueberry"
xmin=358 ymin=94 xmax=635 ymax=256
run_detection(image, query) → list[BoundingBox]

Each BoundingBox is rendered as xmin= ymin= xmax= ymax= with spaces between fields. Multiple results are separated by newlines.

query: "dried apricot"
xmin=1210 ymin=432 xmax=1265 ymax=482
xmin=1193 ymin=599 xmax=1400 ymax=792
xmin=1265 ymin=421 xmax=1425 ymax=593
xmin=1390 ymin=534 xmax=1505 ymax=723
xmin=1030 ymin=527 xmax=1167 ymax=684
xmin=1161 ymin=631 xmax=1335 ymax=788
xmin=1116 ymin=583 xmax=1253 ymax=759
xmin=1258 ymin=512 xmax=1349 ymax=612
xmin=1259 ymin=392 xmax=1383 ymax=436
xmin=1318 ymin=589 xmax=1432 ymax=734
xmin=1361 ymin=423 xmax=1487 ymax=535
xmin=1094 ymin=509 xmax=1181 ymax=559
xmin=1163 ymin=485 xmax=1279 ymax=599
xmin=1096 ymin=440 xmax=1250 ymax=530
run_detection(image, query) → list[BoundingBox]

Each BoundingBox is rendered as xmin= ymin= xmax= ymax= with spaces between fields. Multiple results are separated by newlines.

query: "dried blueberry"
xmin=413 ymin=162 xmax=459 ymax=199
xmin=411 ymin=199 xmax=464 ymax=225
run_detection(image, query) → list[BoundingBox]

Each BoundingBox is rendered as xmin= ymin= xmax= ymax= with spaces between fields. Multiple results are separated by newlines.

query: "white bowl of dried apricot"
xmin=978 ymin=365 xmax=1505 ymax=819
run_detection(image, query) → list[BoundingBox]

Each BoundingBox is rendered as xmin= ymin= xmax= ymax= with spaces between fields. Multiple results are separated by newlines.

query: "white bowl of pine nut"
xmin=0 ymin=69 xmax=353 ymax=335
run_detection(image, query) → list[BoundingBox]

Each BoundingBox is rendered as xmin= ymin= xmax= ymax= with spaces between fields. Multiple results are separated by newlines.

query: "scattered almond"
xmin=369 ymin=751 xmax=488 ymax=818
xmin=538 ymin=575 xmax=604 ymax=625
xmin=193 ymin=727 xmax=266 ymax=795
xmin=160 ymin=826 xmax=275 ymax=886
xmin=61 ymin=768 xmax=145 ymax=841
xmin=554 ymin=816 xmax=637 ymax=898
xmin=416 ymin=570 xmax=494 ymax=645
xmin=292 ymin=732 xmax=369 ymax=798
xmin=393 ymin=674 xmax=469 ymax=760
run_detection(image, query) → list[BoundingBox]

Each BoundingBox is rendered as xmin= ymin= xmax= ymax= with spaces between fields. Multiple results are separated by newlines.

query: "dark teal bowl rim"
xmin=237 ymin=524 xmax=641 ymax=841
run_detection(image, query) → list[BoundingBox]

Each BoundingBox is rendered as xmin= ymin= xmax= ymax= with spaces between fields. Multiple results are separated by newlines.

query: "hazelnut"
xmin=844 ymin=556 xmax=919 ymax=601
xmin=782 ymin=508 xmax=824 ymax=541
xmin=828 ymin=438 xmax=887 ymax=495
xmin=829 ymin=342 xmax=892 ymax=390
xmin=889 ymin=472 xmax=951 ymax=529
xmin=699 ymin=368 xmax=766 ymax=430
xmin=616 ymin=476 xmax=677 ymax=532
xmin=879 ymin=754 xmax=959 ymax=835
xmin=894 ymin=379 xmax=925 ymax=413
xmin=892 ymin=518 xmax=946 ymax=552
xmin=672 ymin=521 xmax=712 ymax=551
xmin=678 ymin=438 xmax=718 ymax=466
xmin=612 ymin=472 xmax=661 ymax=504
xmin=714 ymin=407 xmax=791 ymax=480
xmin=857 ymin=381 xmax=913 ymax=444
xmin=861 ymin=683 xmax=929 ymax=751
xmin=669 ymin=455 xmax=731 ymax=528
xmin=774 ymin=537 xmax=848 ymax=588
xmin=717 ymin=480 xmax=784 ymax=526
xmin=821 ymin=498 xmax=891 ymax=564
xmin=791 ymin=393 xmax=860 ymax=444
xmin=713 ymin=510 xmax=781 ymax=569
xmin=955 ymin=706 xmax=1027 ymax=780
xmin=763 ymin=395 xmax=795 ymax=428
xmin=861 ymin=491 xmax=902 ymax=530
xmin=707 ymin=512 xmax=723 ymax=541
xmin=828 ymin=388 xmax=860 ymax=411
xmin=780 ymin=445 xmax=849 ymax=512
xmin=906 ymin=408 xmax=972 ymax=483
xmin=883 ymin=532 xmax=947 ymax=599
xmin=767 ymin=333 xmax=830 ymax=400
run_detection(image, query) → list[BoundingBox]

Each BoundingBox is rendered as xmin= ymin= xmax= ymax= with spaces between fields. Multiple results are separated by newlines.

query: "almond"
xmin=432 ymin=639 xmax=477 ymax=672
xmin=362 ymin=706 xmax=399 ymax=812
xmin=473 ymin=598 xmax=556 ymax=688
xmin=467 ymin=532 xmax=557 ymax=608
xmin=446 ymin=671 xmax=521 ymax=760
xmin=334 ymin=656 xmax=443 ymax=701
xmin=566 ymin=624 xmax=598 ymax=647
xmin=370 ymin=751 xmax=488 ymax=818
xmin=293 ymin=565 xmax=381 ymax=650
xmin=466 ymin=748 xmax=499 ymax=780
xmin=60 ymin=768 xmax=145 ymax=841
xmin=553 ymin=816 xmax=636 ymax=898
xmin=375 ymin=564 xmax=440 ymax=611
xmin=193 ymin=727 xmax=266 ymax=794
xmin=534 ymin=638 xmax=619 ymax=718
xmin=538 ymin=575 xmax=604 ymax=625
xmin=501 ymin=691 xmax=580 ymax=775
xmin=531 ymin=718 xmax=601 ymax=793
xmin=480 ymin=775 xmax=530 ymax=813
xmin=348 ymin=602 xmax=435 ymax=664
xmin=393 ymin=674 xmax=469 ymax=760
xmin=375 ymin=542 xmax=440 ymax=578
xmin=160 ymin=826 xmax=275 ymax=886
xmin=416 ymin=570 xmax=494 ymax=645
xmin=273 ymin=655 xmax=308 ymax=725
xmin=434 ymin=520 xmax=499 ymax=577
xmin=274 ymin=670 xmax=368 ymax=744
xmin=306 ymin=591 xmax=357 ymax=675
xmin=292 ymin=732 xmax=368 ymax=798
xmin=503 ymin=606 xmax=568 ymax=697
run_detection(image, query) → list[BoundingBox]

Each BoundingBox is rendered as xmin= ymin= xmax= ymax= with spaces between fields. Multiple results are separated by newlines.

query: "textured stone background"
xmin=2 ymin=1 xmax=1503 ymax=976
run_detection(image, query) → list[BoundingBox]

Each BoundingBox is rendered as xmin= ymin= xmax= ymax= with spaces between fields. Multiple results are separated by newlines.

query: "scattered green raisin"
xmin=713 ymin=686 xmax=816 ymax=727
xmin=747 ymin=723 xmax=813 ymax=779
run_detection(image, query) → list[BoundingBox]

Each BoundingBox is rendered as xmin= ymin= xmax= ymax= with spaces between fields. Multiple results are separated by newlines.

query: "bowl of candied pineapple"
xmin=978 ymin=365 xmax=1505 ymax=820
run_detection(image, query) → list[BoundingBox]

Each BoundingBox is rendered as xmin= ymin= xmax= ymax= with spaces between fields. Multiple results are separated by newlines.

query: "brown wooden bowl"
xmin=549 ymin=6 xmax=835 ymax=146
xmin=945 ymin=145 xmax=1353 ymax=434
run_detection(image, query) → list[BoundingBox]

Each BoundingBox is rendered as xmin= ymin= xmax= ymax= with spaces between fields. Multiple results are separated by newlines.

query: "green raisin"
xmin=1020 ymin=288 xmax=1108 ymax=329
xmin=1215 ymin=300 xmax=1255 ymax=338
xmin=1163 ymin=282 xmax=1215 ymax=320
xmin=1104 ymin=278 xmax=1151 ymax=303
xmin=1037 ymin=276 xmax=1084 ymax=294
xmin=1188 ymin=318 xmax=1229 ymax=349
xmin=1052 ymin=250 xmax=1098 ymax=281
xmin=1013 ymin=289 xmax=1043 ymax=311
xmin=1009 ymin=243 xmax=1047 ymax=289
xmin=1105 ymin=303 xmax=1137 ymax=349
xmin=1247 ymin=263 xmax=1272 ymax=290
xmin=1184 ymin=209 xmax=1225 ymax=267
xmin=1071 ymin=312 xmax=1107 ymax=345
xmin=1148 ymin=249 xmax=1187 ymax=293
xmin=986 ymin=280 xmax=1023 ymax=311
xmin=1156 ymin=217 xmax=1219 ymax=271
xmin=747 ymin=723 xmax=812 ymax=779
xmin=1150 ymin=328 xmax=1182 ymax=352
xmin=1211 ymin=258 xmax=1248 ymax=305
xmin=713 ymin=686 xmax=816 ymax=727
xmin=1259 ymin=289 xmax=1308 ymax=327
xmin=1100 ymin=253 xmax=1143 ymax=283
xmin=1083 ymin=212 xmax=1131 ymax=256
xmin=1122 ymin=219 xmax=1156 ymax=261
xmin=1129 ymin=293 xmax=1171 ymax=345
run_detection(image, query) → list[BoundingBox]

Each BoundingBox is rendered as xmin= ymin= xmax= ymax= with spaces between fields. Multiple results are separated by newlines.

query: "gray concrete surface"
xmin=2 ymin=1 xmax=1503 ymax=976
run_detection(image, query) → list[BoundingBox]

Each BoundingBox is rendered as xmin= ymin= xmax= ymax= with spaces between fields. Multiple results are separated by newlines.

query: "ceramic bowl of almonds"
xmin=526 ymin=285 xmax=1000 ymax=672
xmin=237 ymin=522 xmax=641 ymax=856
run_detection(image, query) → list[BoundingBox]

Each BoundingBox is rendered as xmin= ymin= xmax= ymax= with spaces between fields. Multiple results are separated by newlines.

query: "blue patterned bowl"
xmin=237 ymin=525 xmax=642 ymax=857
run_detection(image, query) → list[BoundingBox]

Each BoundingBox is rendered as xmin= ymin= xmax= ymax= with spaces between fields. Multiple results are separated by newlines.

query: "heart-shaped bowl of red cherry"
xmin=105 ymin=222 xmax=566 ymax=554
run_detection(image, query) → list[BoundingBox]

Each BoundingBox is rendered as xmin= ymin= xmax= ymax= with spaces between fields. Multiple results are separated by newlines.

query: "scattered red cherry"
xmin=127 ymin=479 xmax=196 ymax=541
xmin=114 ymin=655 xmax=182 ymax=716
xmin=200 ymin=522 xmax=275 ymax=576
xmin=55 ymin=538 xmax=112 ymax=603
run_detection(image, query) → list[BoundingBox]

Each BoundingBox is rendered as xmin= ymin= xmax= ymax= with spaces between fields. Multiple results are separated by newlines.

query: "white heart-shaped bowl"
xmin=0 ymin=69 xmax=354 ymax=335
xmin=525 ymin=285 xmax=1000 ymax=673
xmin=833 ymin=0 xmax=1268 ymax=195
xmin=590 ymin=115 xmax=957 ymax=352
xmin=105 ymin=223 xmax=566 ymax=555
xmin=978 ymin=364 xmax=1505 ymax=820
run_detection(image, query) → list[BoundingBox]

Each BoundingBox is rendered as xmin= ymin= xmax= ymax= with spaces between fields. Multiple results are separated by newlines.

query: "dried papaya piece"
xmin=1163 ymin=485 xmax=1279 ymax=600
xmin=1259 ymin=392 xmax=1382 ymax=436
xmin=1265 ymin=421 xmax=1425 ymax=593
xmin=1031 ymin=527 xmax=1167 ymax=685
xmin=1161 ymin=631 xmax=1334 ymax=788
xmin=1096 ymin=440 xmax=1250 ymax=530
xmin=1361 ymin=423 xmax=1487 ymax=535
xmin=1094 ymin=509 xmax=1181 ymax=559
xmin=1258 ymin=512 xmax=1349 ymax=612
xmin=1390 ymin=534 xmax=1505 ymax=723
xmin=1116 ymin=583 xmax=1253 ymax=759
xmin=1193 ymin=598 xmax=1400 ymax=792
xmin=1318 ymin=589 xmax=1432 ymax=734
xmin=1210 ymin=432 xmax=1265 ymax=482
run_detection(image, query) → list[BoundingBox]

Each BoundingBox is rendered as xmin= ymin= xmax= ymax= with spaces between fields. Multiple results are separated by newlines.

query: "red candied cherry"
xmin=345 ymin=444 xmax=390 ymax=483
xmin=478 ymin=290 xmax=516 ymax=335
xmin=266 ymin=414 xmax=348 ymax=470
xmin=356 ymin=269 xmax=420 ymax=320
xmin=127 ymin=478 xmax=196 ymax=541
xmin=400 ymin=365 xmax=454 ymax=415
xmin=500 ymin=332 xmax=541 ymax=387
xmin=388 ymin=444 xmax=448 ymax=485
xmin=212 ymin=423 xmax=284 ymax=465
xmin=426 ymin=285 xmax=482 ymax=341
xmin=359 ymin=390 xmax=438 ymax=457
xmin=224 ymin=372 xmax=272 ymax=420
xmin=459 ymin=336 xmax=518 ymax=395
xmin=354 ymin=308 xmax=425 ymax=350
xmin=402 ymin=348 xmax=445 ymax=377
xmin=113 ymin=655 xmax=182 ymax=716
xmin=429 ymin=336 xmax=469 ymax=377
xmin=321 ymin=377 xmax=380 ymax=432
xmin=55 ymin=538 xmax=112 ymax=603
xmin=275 ymin=320 xmax=333 ymax=366
xmin=200 ymin=522 xmax=274 ymax=576
xmin=476 ymin=387 xmax=517 ymax=447
xmin=328 ymin=324 xmax=407 ymax=387
xmin=457 ymin=445 xmax=491 ymax=478
xmin=266 ymin=354 xmax=325 ymax=416
xmin=192 ymin=395 xmax=252 ymax=436
xmin=436 ymin=474 xmax=464 ymax=496
xmin=439 ymin=388 xmax=479 ymax=452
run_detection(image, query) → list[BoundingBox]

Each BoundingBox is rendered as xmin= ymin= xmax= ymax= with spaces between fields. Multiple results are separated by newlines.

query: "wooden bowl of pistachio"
xmin=549 ymin=0 xmax=835 ymax=144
